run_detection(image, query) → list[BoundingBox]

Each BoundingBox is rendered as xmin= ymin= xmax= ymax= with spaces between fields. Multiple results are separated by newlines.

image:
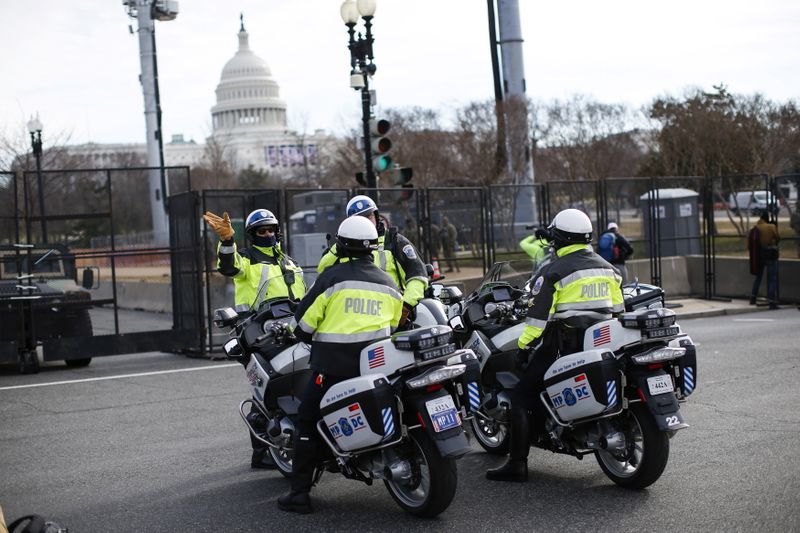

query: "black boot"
xmin=278 ymin=436 xmax=317 ymax=513
xmin=486 ymin=408 xmax=530 ymax=482
xmin=250 ymin=446 xmax=276 ymax=469
xmin=277 ymin=490 xmax=313 ymax=514
xmin=247 ymin=410 xmax=275 ymax=469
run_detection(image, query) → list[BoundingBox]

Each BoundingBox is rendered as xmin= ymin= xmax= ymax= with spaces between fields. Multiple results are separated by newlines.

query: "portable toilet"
xmin=639 ymin=188 xmax=701 ymax=257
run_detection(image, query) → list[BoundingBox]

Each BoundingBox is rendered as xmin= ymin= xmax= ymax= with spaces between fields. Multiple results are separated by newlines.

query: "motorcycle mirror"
xmin=223 ymin=338 xmax=242 ymax=358
xmin=448 ymin=315 xmax=465 ymax=331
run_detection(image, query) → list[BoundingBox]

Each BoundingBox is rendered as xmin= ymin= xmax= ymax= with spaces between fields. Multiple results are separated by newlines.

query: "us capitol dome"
xmin=72 ymin=17 xmax=328 ymax=176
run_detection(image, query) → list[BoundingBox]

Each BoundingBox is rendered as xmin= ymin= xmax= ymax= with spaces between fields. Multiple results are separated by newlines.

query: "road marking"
xmin=0 ymin=363 xmax=240 ymax=391
xmin=732 ymin=318 xmax=775 ymax=322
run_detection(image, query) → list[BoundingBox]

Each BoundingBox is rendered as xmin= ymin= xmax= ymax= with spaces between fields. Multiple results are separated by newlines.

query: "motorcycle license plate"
xmin=647 ymin=374 xmax=674 ymax=396
xmin=645 ymin=326 xmax=679 ymax=339
xmin=425 ymin=395 xmax=461 ymax=433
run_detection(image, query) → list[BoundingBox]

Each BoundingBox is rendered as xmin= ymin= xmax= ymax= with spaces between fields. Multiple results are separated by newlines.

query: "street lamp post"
xmin=341 ymin=0 xmax=378 ymax=189
xmin=26 ymin=113 xmax=47 ymax=243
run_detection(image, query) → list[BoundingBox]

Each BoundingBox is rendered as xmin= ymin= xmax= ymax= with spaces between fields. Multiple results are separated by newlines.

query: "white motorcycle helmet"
xmin=548 ymin=209 xmax=593 ymax=247
xmin=336 ymin=215 xmax=379 ymax=257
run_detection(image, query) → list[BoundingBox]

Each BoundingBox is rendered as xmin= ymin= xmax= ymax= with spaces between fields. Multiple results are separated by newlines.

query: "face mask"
xmin=252 ymin=234 xmax=277 ymax=247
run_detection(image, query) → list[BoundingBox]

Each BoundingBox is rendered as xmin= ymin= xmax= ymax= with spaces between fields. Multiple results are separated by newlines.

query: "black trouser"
xmin=511 ymin=328 xmax=560 ymax=437
xmin=291 ymin=372 xmax=349 ymax=493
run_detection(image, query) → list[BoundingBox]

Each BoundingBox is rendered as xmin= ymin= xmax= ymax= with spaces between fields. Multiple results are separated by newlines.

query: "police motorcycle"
xmin=448 ymin=259 xmax=698 ymax=489
xmin=214 ymin=274 xmax=480 ymax=517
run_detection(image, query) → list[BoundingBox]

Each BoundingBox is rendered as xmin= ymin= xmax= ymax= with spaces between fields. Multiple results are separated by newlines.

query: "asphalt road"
xmin=1 ymin=308 xmax=799 ymax=532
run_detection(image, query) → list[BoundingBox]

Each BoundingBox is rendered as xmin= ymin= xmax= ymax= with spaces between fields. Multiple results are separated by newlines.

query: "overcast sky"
xmin=1 ymin=0 xmax=798 ymax=148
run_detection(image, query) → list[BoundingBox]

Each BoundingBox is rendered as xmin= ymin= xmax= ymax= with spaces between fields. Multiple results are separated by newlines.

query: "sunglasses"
xmin=255 ymin=226 xmax=276 ymax=236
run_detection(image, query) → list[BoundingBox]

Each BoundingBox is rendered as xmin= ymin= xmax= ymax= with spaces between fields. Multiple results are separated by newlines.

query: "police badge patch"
xmin=532 ymin=276 xmax=544 ymax=295
xmin=402 ymin=244 xmax=416 ymax=259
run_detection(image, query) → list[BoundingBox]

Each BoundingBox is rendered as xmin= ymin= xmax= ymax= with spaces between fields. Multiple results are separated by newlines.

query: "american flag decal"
xmin=593 ymin=325 xmax=611 ymax=346
xmin=367 ymin=346 xmax=385 ymax=369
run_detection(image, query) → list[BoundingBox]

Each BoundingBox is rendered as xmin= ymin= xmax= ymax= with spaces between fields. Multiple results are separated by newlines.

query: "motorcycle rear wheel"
xmin=384 ymin=430 xmax=457 ymax=517
xmin=595 ymin=403 xmax=669 ymax=489
xmin=470 ymin=415 xmax=510 ymax=455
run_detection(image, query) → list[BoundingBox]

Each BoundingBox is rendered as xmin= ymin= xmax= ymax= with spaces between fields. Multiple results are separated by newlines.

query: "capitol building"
xmin=70 ymin=20 xmax=329 ymax=177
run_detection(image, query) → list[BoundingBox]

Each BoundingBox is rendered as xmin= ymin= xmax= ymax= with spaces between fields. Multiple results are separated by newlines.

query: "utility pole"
xmin=125 ymin=0 xmax=178 ymax=246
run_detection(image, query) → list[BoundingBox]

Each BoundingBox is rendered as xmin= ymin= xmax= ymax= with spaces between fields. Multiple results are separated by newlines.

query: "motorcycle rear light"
xmin=416 ymin=412 xmax=426 ymax=428
xmin=426 ymin=384 xmax=443 ymax=393
xmin=407 ymin=364 xmax=466 ymax=389
xmin=648 ymin=363 xmax=663 ymax=370
xmin=632 ymin=347 xmax=685 ymax=364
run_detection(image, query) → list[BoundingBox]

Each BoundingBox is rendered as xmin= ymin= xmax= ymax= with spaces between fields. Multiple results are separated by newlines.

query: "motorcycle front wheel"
xmin=595 ymin=403 xmax=669 ymax=489
xmin=470 ymin=415 xmax=510 ymax=455
xmin=384 ymin=430 xmax=457 ymax=518
xmin=269 ymin=446 xmax=293 ymax=478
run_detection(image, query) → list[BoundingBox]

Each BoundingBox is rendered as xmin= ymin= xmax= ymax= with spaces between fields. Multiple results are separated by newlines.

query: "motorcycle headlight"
xmin=407 ymin=364 xmax=466 ymax=389
xmin=632 ymin=346 xmax=685 ymax=364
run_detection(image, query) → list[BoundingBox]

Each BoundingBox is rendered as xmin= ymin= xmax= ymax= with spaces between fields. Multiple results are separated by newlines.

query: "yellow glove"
xmin=203 ymin=211 xmax=234 ymax=241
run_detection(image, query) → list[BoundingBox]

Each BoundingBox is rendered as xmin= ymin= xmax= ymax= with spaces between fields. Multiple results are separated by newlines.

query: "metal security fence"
xmin=0 ymin=166 xmax=201 ymax=369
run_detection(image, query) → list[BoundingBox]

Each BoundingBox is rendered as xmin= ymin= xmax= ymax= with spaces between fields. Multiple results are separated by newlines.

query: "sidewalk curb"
xmin=677 ymin=305 xmax=770 ymax=320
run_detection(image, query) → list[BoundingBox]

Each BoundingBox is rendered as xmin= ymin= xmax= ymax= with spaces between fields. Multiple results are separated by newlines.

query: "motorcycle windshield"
xmin=473 ymin=259 xmax=537 ymax=293
xmin=249 ymin=268 xmax=315 ymax=314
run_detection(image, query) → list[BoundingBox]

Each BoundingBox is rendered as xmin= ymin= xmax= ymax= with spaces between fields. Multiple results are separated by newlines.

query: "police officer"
xmin=203 ymin=208 xmax=306 ymax=469
xmin=278 ymin=216 xmax=403 ymax=514
xmin=519 ymin=226 xmax=552 ymax=270
xmin=486 ymin=209 xmax=624 ymax=482
xmin=317 ymin=195 xmax=427 ymax=327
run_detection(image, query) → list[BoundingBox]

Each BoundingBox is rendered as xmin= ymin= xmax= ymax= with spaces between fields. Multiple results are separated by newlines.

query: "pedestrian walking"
xmin=440 ymin=216 xmax=460 ymax=272
xmin=790 ymin=200 xmax=800 ymax=259
xmin=748 ymin=210 xmax=780 ymax=309
xmin=597 ymin=222 xmax=634 ymax=284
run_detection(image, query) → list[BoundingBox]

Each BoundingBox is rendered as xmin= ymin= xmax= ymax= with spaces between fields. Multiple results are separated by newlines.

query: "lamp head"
xmin=27 ymin=113 xmax=42 ymax=134
xmin=340 ymin=0 xmax=359 ymax=24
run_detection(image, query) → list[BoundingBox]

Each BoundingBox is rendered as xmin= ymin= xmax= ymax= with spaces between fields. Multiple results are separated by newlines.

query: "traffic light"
xmin=369 ymin=118 xmax=392 ymax=173
xmin=391 ymin=166 xmax=413 ymax=186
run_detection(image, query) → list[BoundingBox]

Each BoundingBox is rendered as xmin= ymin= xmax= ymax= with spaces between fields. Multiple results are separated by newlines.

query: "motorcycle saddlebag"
xmin=447 ymin=349 xmax=481 ymax=415
xmin=543 ymin=349 xmax=620 ymax=422
xmin=320 ymin=375 xmax=397 ymax=452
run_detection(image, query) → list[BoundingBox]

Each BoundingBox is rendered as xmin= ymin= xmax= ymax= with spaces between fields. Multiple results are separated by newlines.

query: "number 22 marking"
xmin=665 ymin=415 xmax=679 ymax=426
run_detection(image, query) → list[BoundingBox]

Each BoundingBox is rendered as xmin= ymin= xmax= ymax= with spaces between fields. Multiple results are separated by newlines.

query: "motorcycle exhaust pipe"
xmin=383 ymin=459 xmax=413 ymax=482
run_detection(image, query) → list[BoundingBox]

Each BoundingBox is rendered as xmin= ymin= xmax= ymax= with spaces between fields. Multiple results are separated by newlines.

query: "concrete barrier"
xmin=92 ymin=255 xmax=799 ymax=314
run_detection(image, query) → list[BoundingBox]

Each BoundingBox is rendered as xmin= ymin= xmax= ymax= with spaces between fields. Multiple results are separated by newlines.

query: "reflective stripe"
xmin=324 ymin=280 xmax=402 ymax=300
xmin=219 ymin=245 xmax=235 ymax=254
xmin=406 ymin=276 xmax=428 ymax=285
xmin=289 ymin=318 xmax=298 ymax=330
xmin=525 ymin=317 xmax=548 ymax=329
xmin=557 ymin=268 xmax=618 ymax=289
xmin=551 ymin=310 xmax=611 ymax=320
xmin=556 ymin=300 xmax=613 ymax=311
xmin=612 ymin=303 xmax=624 ymax=312
xmin=257 ymin=265 xmax=271 ymax=298
xmin=378 ymin=250 xmax=387 ymax=271
xmin=298 ymin=318 xmax=315 ymax=334
xmin=313 ymin=328 xmax=391 ymax=343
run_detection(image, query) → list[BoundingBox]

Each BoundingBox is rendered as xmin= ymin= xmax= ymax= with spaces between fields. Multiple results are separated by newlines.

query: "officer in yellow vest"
xmin=278 ymin=216 xmax=403 ymax=514
xmin=203 ymin=208 xmax=306 ymax=470
xmin=487 ymin=209 xmax=624 ymax=482
xmin=519 ymin=226 xmax=552 ymax=270
xmin=317 ymin=195 xmax=427 ymax=327
xmin=203 ymin=209 xmax=306 ymax=306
